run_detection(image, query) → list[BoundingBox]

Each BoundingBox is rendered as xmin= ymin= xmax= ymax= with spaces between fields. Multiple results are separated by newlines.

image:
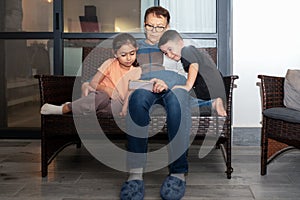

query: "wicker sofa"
xmin=35 ymin=46 xmax=238 ymax=179
xmin=258 ymin=75 xmax=300 ymax=175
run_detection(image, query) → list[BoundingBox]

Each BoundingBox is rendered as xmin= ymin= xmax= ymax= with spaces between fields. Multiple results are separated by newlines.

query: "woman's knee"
xmin=166 ymin=89 xmax=189 ymax=106
xmin=129 ymin=89 xmax=154 ymax=109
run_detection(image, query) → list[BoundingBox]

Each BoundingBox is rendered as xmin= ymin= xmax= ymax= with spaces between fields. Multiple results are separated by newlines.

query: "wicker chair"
xmin=35 ymin=46 xmax=238 ymax=178
xmin=258 ymin=75 xmax=300 ymax=175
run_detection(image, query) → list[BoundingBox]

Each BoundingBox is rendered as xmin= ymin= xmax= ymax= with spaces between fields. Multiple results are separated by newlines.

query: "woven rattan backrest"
xmin=258 ymin=75 xmax=285 ymax=109
xmin=198 ymin=47 xmax=217 ymax=65
xmin=81 ymin=45 xmax=217 ymax=82
xmin=81 ymin=46 xmax=113 ymax=83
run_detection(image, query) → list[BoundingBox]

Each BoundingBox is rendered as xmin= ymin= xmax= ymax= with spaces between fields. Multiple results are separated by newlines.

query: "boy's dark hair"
xmin=144 ymin=6 xmax=170 ymax=25
xmin=112 ymin=33 xmax=139 ymax=67
xmin=158 ymin=30 xmax=183 ymax=47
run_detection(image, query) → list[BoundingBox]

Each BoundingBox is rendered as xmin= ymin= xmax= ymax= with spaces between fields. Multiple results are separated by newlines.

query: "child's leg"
xmin=190 ymin=97 xmax=212 ymax=107
xmin=40 ymin=102 xmax=71 ymax=115
xmin=62 ymin=103 xmax=72 ymax=113
xmin=41 ymin=91 xmax=110 ymax=116
xmin=71 ymin=91 xmax=111 ymax=116
xmin=197 ymin=99 xmax=212 ymax=107
xmin=212 ymin=98 xmax=227 ymax=116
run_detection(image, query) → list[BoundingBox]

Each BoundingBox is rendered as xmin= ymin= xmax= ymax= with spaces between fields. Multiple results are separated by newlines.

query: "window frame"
xmin=0 ymin=0 xmax=232 ymax=135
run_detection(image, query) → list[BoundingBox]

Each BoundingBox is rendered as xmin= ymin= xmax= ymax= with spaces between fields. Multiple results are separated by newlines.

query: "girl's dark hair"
xmin=112 ymin=33 xmax=139 ymax=67
xmin=144 ymin=6 xmax=170 ymax=25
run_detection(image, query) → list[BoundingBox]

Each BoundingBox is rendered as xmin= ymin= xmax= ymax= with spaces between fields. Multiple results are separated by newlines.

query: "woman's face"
xmin=144 ymin=13 xmax=169 ymax=45
xmin=115 ymin=43 xmax=137 ymax=69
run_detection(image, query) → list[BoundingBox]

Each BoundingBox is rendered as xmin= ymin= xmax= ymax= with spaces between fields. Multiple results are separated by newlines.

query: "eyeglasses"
xmin=145 ymin=24 xmax=166 ymax=32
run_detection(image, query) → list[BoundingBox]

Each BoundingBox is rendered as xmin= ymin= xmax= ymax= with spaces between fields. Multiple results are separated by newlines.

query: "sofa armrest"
xmin=34 ymin=75 xmax=79 ymax=106
xmin=258 ymin=75 xmax=285 ymax=110
xmin=223 ymin=75 xmax=239 ymax=118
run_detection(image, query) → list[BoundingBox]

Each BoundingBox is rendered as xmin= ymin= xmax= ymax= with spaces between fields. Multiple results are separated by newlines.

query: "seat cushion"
xmin=263 ymin=107 xmax=300 ymax=123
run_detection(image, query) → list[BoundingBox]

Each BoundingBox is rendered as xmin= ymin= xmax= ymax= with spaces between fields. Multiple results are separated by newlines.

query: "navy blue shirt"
xmin=181 ymin=45 xmax=225 ymax=101
xmin=137 ymin=40 xmax=187 ymax=89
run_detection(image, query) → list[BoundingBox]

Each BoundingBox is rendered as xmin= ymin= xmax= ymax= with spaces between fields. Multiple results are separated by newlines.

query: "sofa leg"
xmin=41 ymin=134 xmax=48 ymax=177
xmin=41 ymin=156 xmax=48 ymax=177
xmin=76 ymin=141 xmax=81 ymax=148
xmin=260 ymin=123 xmax=268 ymax=176
xmin=261 ymin=162 xmax=267 ymax=176
xmin=226 ymin=167 xmax=233 ymax=179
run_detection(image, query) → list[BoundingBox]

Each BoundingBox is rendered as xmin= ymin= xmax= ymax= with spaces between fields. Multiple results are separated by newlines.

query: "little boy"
xmin=158 ymin=30 xmax=227 ymax=116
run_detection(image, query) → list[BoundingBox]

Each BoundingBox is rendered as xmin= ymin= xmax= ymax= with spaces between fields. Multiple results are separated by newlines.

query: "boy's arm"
xmin=173 ymin=63 xmax=199 ymax=91
xmin=186 ymin=63 xmax=199 ymax=90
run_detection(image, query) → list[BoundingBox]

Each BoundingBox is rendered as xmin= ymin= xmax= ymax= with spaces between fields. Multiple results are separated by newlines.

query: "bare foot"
xmin=212 ymin=98 xmax=227 ymax=116
xmin=62 ymin=103 xmax=71 ymax=114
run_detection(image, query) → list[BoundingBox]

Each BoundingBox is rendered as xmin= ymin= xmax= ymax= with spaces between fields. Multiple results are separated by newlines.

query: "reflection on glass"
xmin=63 ymin=39 xmax=106 ymax=76
xmin=183 ymin=38 xmax=217 ymax=65
xmin=64 ymin=0 xmax=141 ymax=32
xmin=160 ymin=0 xmax=216 ymax=33
xmin=183 ymin=38 xmax=216 ymax=48
xmin=1 ymin=0 xmax=53 ymax=32
xmin=4 ymin=39 xmax=52 ymax=127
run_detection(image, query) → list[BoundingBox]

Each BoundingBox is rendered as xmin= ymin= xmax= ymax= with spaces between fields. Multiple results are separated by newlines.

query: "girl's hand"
xmin=119 ymin=110 xmax=127 ymax=117
xmin=81 ymin=82 xmax=96 ymax=97
xmin=120 ymin=106 xmax=128 ymax=117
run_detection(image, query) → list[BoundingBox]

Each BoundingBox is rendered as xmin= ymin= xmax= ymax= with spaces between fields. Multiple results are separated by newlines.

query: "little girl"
xmin=41 ymin=33 xmax=141 ymax=117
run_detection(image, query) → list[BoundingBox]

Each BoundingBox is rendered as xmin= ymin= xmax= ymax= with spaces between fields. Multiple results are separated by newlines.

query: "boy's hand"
xmin=172 ymin=85 xmax=189 ymax=91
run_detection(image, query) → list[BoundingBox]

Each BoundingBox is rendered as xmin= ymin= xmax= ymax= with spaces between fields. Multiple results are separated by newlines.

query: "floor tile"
xmin=0 ymin=139 xmax=299 ymax=200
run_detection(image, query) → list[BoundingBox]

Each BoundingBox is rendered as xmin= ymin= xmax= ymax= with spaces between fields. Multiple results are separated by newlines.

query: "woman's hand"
xmin=150 ymin=78 xmax=168 ymax=93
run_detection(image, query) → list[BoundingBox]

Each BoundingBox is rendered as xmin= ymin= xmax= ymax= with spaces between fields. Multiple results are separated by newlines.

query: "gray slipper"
xmin=120 ymin=180 xmax=144 ymax=200
xmin=160 ymin=176 xmax=186 ymax=200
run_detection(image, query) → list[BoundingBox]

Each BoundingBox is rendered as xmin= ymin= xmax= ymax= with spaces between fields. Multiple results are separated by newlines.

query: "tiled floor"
xmin=0 ymin=139 xmax=299 ymax=200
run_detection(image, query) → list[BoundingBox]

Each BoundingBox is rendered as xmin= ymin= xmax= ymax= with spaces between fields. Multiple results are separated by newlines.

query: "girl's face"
xmin=115 ymin=43 xmax=137 ymax=69
xmin=159 ymin=40 xmax=182 ymax=61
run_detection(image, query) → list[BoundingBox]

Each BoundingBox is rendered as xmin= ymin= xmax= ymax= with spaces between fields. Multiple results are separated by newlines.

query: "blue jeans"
xmin=125 ymin=88 xmax=191 ymax=174
xmin=190 ymin=97 xmax=213 ymax=108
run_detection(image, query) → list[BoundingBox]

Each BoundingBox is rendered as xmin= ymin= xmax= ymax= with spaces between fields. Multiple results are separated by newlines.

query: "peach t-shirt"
xmin=98 ymin=58 xmax=141 ymax=102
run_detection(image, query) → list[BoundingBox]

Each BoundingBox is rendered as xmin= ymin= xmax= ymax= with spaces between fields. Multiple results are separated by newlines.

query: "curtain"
xmin=160 ymin=0 xmax=216 ymax=33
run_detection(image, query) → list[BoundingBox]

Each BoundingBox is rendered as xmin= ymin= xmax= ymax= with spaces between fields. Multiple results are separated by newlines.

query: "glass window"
xmin=184 ymin=38 xmax=217 ymax=65
xmin=60 ymin=39 xmax=106 ymax=76
xmin=160 ymin=0 xmax=216 ymax=33
xmin=0 ymin=0 xmax=53 ymax=32
xmin=3 ymin=39 xmax=52 ymax=127
xmin=184 ymin=38 xmax=216 ymax=48
xmin=64 ymin=0 xmax=144 ymax=33
xmin=0 ymin=0 xmax=227 ymax=131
